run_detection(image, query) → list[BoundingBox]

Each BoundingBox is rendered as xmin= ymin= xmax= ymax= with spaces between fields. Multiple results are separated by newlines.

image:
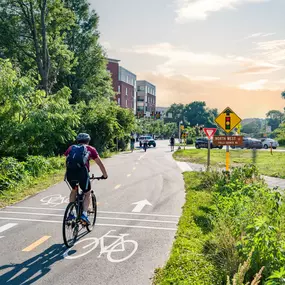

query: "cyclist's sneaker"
xmin=81 ymin=213 xmax=90 ymax=225
xmin=67 ymin=212 xmax=75 ymax=221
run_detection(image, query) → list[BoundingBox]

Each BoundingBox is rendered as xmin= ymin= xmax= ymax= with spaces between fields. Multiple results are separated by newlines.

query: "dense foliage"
xmin=165 ymin=101 xmax=218 ymax=128
xmin=0 ymin=0 xmax=134 ymax=160
xmin=154 ymin=166 xmax=285 ymax=284
xmin=0 ymin=1 xmax=135 ymax=199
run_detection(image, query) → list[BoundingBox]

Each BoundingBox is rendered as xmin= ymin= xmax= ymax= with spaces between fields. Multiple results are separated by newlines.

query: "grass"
xmin=0 ymin=151 xmax=117 ymax=209
xmin=173 ymin=149 xmax=285 ymax=178
xmin=0 ymin=168 xmax=66 ymax=208
xmin=153 ymin=172 xmax=221 ymax=285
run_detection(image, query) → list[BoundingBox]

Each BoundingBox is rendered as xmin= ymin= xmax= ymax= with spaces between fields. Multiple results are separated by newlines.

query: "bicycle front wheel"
xmin=87 ymin=192 xmax=97 ymax=232
xmin=63 ymin=202 xmax=78 ymax=248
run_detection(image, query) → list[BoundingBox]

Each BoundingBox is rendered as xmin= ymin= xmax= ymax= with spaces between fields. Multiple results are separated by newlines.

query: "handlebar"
xmin=90 ymin=174 xmax=107 ymax=180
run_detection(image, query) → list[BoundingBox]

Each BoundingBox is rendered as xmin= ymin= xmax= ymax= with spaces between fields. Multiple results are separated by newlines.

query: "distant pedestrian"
xmin=170 ymin=136 xmax=175 ymax=152
xmin=130 ymin=136 xmax=135 ymax=152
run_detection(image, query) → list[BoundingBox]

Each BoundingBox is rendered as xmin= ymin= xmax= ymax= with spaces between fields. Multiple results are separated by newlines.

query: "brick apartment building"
xmin=136 ymin=80 xmax=156 ymax=116
xmin=107 ymin=58 xmax=136 ymax=112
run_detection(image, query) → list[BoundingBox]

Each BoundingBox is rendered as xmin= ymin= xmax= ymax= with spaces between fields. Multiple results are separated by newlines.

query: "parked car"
xmin=138 ymin=136 xmax=156 ymax=147
xmin=231 ymin=137 xmax=262 ymax=149
xmin=195 ymin=138 xmax=223 ymax=149
xmin=249 ymin=138 xmax=263 ymax=149
xmin=260 ymin=138 xmax=279 ymax=149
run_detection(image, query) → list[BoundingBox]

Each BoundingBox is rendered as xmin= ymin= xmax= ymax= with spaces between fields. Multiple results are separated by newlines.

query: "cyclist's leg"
xmin=79 ymin=170 xmax=91 ymax=213
xmin=66 ymin=170 xmax=77 ymax=202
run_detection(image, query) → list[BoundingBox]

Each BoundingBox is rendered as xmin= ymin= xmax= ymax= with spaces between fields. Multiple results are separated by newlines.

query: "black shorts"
xmin=66 ymin=168 xmax=91 ymax=193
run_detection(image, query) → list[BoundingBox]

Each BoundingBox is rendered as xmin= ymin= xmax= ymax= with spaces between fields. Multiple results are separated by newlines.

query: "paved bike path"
xmin=0 ymin=141 xmax=185 ymax=285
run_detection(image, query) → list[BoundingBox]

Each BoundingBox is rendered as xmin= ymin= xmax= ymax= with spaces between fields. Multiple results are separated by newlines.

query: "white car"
xmin=261 ymin=138 xmax=279 ymax=149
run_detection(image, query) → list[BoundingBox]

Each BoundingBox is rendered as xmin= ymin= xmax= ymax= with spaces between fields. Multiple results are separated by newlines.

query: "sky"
xmin=91 ymin=0 xmax=285 ymax=118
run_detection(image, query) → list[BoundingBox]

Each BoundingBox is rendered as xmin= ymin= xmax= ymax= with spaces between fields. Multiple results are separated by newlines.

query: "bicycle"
xmin=62 ymin=175 xmax=103 ymax=248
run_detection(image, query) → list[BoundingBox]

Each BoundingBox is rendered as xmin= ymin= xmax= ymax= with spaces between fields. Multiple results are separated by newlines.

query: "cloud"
xmin=126 ymin=43 xmax=228 ymax=65
xmin=244 ymin=32 xmax=276 ymax=40
xmin=140 ymin=73 xmax=284 ymax=118
xmin=124 ymin=43 xmax=231 ymax=77
xmin=234 ymin=60 xmax=282 ymax=75
xmin=255 ymin=39 xmax=285 ymax=63
xmin=126 ymin=42 xmax=282 ymax=77
xmin=175 ymin=0 xmax=270 ymax=22
xmin=239 ymin=79 xmax=268 ymax=90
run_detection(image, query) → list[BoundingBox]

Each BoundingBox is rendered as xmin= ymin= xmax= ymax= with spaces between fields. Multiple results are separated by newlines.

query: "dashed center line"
xmin=133 ymin=167 xmax=136 ymax=171
xmin=114 ymin=184 xmax=121 ymax=190
xmin=127 ymin=174 xmax=131 ymax=177
xmin=22 ymin=236 xmax=51 ymax=252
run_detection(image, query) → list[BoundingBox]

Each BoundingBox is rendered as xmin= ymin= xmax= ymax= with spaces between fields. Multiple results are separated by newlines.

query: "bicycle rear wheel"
xmin=63 ymin=202 xmax=79 ymax=248
xmin=87 ymin=191 xmax=97 ymax=232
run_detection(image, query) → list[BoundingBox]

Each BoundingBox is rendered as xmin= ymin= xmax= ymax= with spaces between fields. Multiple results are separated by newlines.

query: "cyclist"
xmin=130 ymin=136 xmax=135 ymax=152
xmin=64 ymin=133 xmax=108 ymax=224
xmin=143 ymin=139 xmax=148 ymax=152
xmin=170 ymin=136 xmax=175 ymax=152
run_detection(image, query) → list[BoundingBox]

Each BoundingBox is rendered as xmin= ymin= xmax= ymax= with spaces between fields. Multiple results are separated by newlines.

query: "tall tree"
xmin=266 ymin=110 xmax=284 ymax=131
xmin=184 ymin=101 xmax=216 ymax=127
xmin=58 ymin=0 xmax=114 ymax=102
xmin=165 ymin=103 xmax=184 ymax=124
xmin=0 ymin=0 xmax=75 ymax=94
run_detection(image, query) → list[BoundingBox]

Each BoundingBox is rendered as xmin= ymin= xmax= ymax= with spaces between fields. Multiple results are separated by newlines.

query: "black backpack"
xmin=66 ymin=145 xmax=89 ymax=169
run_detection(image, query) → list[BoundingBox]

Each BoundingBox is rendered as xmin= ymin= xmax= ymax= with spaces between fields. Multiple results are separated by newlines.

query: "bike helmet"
xmin=76 ymin=133 xmax=91 ymax=144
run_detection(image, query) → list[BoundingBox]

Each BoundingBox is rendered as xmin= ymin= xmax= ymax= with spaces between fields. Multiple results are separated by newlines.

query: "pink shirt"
xmin=64 ymin=145 xmax=99 ymax=172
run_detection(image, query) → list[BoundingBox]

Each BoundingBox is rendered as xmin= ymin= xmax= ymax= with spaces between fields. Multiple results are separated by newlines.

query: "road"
xmin=0 ymin=140 xmax=185 ymax=285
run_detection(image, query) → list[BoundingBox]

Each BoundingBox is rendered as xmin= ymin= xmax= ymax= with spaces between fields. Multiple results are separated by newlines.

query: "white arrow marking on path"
xmin=132 ymin=200 xmax=152 ymax=213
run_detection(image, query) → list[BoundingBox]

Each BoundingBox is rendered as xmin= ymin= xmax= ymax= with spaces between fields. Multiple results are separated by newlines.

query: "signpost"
xmin=203 ymin=128 xmax=217 ymax=171
xmin=215 ymin=107 xmax=242 ymax=171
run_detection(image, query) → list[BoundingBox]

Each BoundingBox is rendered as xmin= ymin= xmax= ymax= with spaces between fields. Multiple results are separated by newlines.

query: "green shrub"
xmin=0 ymin=156 xmax=65 ymax=192
xmin=0 ymin=157 xmax=28 ymax=191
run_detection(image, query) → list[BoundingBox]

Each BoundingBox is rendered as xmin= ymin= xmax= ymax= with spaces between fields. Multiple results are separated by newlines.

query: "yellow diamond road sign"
xmin=215 ymin=107 xmax=242 ymax=133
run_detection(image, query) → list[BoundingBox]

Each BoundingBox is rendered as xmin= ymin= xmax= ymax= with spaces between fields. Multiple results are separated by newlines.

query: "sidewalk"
xmin=185 ymin=162 xmax=285 ymax=190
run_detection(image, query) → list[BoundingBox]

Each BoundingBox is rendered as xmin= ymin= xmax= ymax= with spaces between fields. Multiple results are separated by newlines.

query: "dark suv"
xmin=195 ymin=138 xmax=223 ymax=149
xmin=231 ymin=137 xmax=262 ymax=149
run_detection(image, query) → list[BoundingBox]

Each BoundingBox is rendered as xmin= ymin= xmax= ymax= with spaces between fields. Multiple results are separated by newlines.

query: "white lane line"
xmin=114 ymin=184 xmax=121 ymax=190
xmin=176 ymin=161 xmax=193 ymax=172
xmin=0 ymin=217 xmax=177 ymax=231
xmin=127 ymin=174 xmax=131 ymax=177
xmin=0 ymin=211 xmax=177 ymax=224
xmin=7 ymin=206 xmax=180 ymax=218
xmin=0 ymin=223 xmax=18 ymax=233
xmin=133 ymin=167 xmax=136 ymax=171
xmin=138 ymin=153 xmax=146 ymax=161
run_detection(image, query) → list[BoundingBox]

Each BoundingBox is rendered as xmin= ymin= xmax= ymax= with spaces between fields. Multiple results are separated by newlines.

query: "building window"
xmin=126 ymin=99 xmax=128 ymax=107
xmin=126 ymin=88 xmax=128 ymax=95
xmin=138 ymin=86 xmax=144 ymax=91
xmin=118 ymin=98 xmax=121 ymax=105
xmin=118 ymin=85 xmax=120 ymax=94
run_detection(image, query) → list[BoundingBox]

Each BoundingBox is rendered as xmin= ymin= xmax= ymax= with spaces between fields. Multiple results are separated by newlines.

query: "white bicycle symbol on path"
xmin=40 ymin=194 xmax=69 ymax=207
xmin=63 ymin=230 xmax=138 ymax=263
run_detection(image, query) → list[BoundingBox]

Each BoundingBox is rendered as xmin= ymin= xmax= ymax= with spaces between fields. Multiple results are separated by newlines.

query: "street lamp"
xmin=178 ymin=120 xmax=183 ymax=150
